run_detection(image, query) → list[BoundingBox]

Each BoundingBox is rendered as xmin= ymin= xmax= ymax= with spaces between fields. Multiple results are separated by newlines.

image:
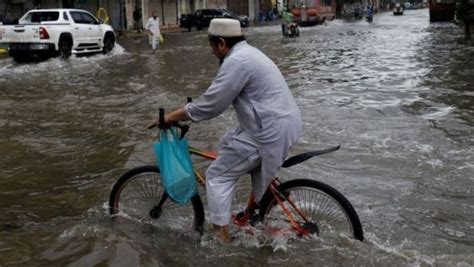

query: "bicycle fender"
xmin=281 ymin=145 xmax=340 ymax=168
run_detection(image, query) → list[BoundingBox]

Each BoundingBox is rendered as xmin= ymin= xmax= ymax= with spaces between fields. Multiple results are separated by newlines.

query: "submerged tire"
xmin=109 ymin=165 xmax=204 ymax=234
xmin=58 ymin=39 xmax=72 ymax=60
xmin=102 ymin=33 xmax=115 ymax=54
xmin=11 ymin=54 xmax=30 ymax=63
xmin=258 ymin=179 xmax=364 ymax=241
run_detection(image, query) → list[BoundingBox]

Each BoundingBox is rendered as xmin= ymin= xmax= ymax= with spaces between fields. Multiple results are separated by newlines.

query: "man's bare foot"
xmin=211 ymin=224 xmax=233 ymax=244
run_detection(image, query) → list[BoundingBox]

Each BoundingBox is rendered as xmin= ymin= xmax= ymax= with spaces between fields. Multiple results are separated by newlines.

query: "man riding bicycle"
xmin=157 ymin=18 xmax=302 ymax=243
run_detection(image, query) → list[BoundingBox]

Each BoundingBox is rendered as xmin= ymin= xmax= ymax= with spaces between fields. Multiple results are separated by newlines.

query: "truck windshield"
xmin=27 ymin=12 xmax=60 ymax=23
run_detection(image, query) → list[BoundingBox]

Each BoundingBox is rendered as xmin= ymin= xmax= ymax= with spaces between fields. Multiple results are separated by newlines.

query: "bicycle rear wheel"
xmin=258 ymin=179 xmax=364 ymax=241
xmin=109 ymin=165 xmax=204 ymax=234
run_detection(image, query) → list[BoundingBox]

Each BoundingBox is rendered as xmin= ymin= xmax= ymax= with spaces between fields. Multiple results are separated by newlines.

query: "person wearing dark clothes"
xmin=133 ymin=7 xmax=142 ymax=33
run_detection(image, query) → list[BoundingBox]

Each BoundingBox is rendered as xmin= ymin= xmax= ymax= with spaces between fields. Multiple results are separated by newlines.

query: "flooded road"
xmin=1 ymin=9 xmax=473 ymax=266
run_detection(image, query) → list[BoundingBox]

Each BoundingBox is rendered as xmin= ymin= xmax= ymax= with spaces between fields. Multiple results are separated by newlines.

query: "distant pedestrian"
xmin=273 ymin=4 xmax=279 ymax=19
xmin=133 ymin=7 xmax=142 ymax=34
xmin=145 ymin=11 xmax=160 ymax=50
xmin=268 ymin=10 xmax=274 ymax=21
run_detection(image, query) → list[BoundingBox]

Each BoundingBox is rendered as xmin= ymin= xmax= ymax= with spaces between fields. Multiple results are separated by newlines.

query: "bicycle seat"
xmin=281 ymin=145 xmax=340 ymax=168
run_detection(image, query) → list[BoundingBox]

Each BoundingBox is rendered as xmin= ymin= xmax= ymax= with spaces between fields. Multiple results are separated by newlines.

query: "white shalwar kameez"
xmin=184 ymin=41 xmax=302 ymax=226
xmin=145 ymin=17 xmax=160 ymax=50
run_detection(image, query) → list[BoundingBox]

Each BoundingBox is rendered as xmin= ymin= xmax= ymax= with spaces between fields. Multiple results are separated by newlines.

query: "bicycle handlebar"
xmin=147 ymin=97 xmax=193 ymax=139
xmin=158 ymin=108 xmax=168 ymax=129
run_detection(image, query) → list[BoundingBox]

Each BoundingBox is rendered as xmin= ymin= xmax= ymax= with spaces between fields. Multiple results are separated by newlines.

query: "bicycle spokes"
xmin=269 ymin=184 xmax=312 ymax=236
xmin=262 ymin=179 xmax=363 ymax=240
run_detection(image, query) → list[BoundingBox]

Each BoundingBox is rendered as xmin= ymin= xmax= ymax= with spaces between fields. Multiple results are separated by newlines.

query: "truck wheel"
xmin=58 ymin=39 xmax=72 ymax=60
xmin=12 ymin=55 xmax=29 ymax=63
xmin=9 ymin=50 xmax=29 ymax=63
xmin=102 ymin=34 xmax=115 ymax=54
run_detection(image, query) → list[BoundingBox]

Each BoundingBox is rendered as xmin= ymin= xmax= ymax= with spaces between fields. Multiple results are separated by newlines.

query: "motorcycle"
xmin=283 ymin=22 xmax=300 ymax=38
xmin=366 ymin=13 xmax=373 ymax=22
xmin=366 ymin=8 xmax=374 ymax=22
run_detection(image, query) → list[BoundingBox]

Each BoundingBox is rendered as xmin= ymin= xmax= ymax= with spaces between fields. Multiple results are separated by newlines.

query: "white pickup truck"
xmin=0 ymin=8 xmax=115 ymax=62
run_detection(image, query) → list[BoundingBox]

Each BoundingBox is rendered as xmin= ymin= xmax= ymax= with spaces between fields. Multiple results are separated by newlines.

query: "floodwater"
xmin=1 ymin=9 xmax=473 ymax=266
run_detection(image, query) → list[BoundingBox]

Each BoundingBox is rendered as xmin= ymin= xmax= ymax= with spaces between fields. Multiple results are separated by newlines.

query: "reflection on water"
xmin=0 ymin=9 xmax=473 ymax=265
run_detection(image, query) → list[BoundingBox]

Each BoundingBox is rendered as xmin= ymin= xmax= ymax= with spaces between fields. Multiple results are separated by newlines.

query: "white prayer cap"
xmin=208 ymin=18 xmax=243 ymax=37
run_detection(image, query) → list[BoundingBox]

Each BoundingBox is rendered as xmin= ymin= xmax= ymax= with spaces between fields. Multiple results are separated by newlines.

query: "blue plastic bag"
xmin=154 ymin=127 xmax=197 ymax=204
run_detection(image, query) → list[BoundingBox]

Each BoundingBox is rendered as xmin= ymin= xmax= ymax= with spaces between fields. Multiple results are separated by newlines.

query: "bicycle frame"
xmin=188 ymin=145 xmax=216 ymax=186
xmin=155 ymin=99 xmax=341 ymax=236
xmin=186 ymin=144 xmax=313 ymax=236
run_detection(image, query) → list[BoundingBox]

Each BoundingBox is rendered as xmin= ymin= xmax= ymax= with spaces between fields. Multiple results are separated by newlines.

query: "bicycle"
xmin=109 ymin=107 xmax=364 ymax=242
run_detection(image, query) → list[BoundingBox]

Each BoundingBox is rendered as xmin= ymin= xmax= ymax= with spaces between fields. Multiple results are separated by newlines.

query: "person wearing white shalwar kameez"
xmin=145 ymin=11 xmax=160 ymax=50
xmin=156 ymin=19 xmax=302 ymax=242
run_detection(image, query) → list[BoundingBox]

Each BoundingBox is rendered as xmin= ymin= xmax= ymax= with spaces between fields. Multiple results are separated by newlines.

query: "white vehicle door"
xmin=77 ymin=11 xmax=102 ymax=45
xmin=69 ymin=11 xmax=89 ymax=45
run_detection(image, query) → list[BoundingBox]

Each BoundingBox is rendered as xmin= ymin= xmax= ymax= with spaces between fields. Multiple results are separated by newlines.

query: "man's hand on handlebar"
xmin=148 ymin=107 xmax=189 ymax=130
xmin=147 ymin=113 xmax=171 ymax=129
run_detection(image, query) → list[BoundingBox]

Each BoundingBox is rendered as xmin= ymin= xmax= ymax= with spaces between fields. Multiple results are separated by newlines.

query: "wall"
xmin=207 ymin=0 xmax=226 ymax=8
xmin=142 ymin=0 xmax=178 ymax=27
xmin=227 ymin=0 xmax=249 ymax=15
xmin=0 ymin=0 xmax=26 ymax=21
xmin=248 ymin=0 xmax=256 ymax=21
xmin=178 ymin=0 xmax=192 ymax=15
xmin=162 ymin=0 xmax=177 ymax=26
xmin=124 ymin=0 xmax=137 ymax=30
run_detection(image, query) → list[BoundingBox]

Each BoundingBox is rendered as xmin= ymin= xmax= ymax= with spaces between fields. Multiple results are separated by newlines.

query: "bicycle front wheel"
xmin=258 ymin=179 xmax=364 ymax=241
xmin=109 ymin=165 xmax=204 ymax=234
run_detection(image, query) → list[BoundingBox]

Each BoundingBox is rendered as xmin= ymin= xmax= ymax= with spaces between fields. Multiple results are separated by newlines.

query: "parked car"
xmin=0 ymin=8 xmax=116 ymax=62
xmin=180 ymin=9 xmax=249 ymax=31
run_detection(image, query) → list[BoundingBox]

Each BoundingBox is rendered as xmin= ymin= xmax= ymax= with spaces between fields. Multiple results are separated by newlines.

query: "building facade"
xmin=0 ymin=0 xmax=260 ymax=31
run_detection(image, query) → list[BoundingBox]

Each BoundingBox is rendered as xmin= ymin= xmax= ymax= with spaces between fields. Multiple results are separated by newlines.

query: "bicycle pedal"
xmin=232 ymin=211 xmax=250 ymax=226
xmin=233 ymin=210 xmax=259 ymax=226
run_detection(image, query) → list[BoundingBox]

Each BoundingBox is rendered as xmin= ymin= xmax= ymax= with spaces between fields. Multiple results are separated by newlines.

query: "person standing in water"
xmin=145 ymin=11 xmax=160 ymax=50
